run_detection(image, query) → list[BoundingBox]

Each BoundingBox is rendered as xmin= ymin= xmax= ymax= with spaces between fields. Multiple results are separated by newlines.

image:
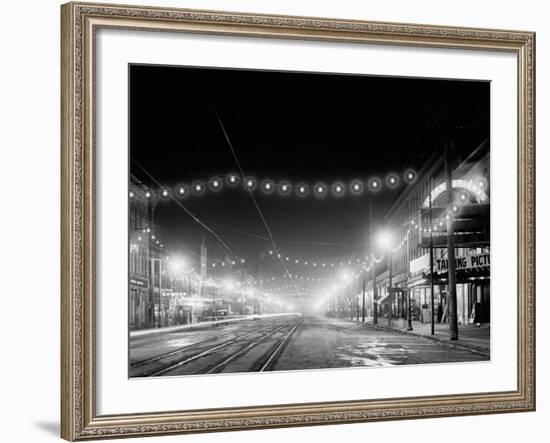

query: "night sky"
xmin=130 ymin=64 xmax=489 ymax=274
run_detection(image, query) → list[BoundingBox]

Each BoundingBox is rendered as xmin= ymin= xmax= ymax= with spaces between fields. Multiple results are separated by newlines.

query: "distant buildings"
xmin=129 ymin=176 xmax=264 ymax=331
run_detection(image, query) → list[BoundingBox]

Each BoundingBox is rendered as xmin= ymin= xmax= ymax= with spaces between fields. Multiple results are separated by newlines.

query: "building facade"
xmin=367 ymin=142 xmax=490 ymax=326
xmin=129 ymin=178 xmax=153 ymax=330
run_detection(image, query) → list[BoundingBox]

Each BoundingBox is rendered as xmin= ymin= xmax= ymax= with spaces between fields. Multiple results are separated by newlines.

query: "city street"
xmin=128 ymin=66 xmax=492 ymax=377
xmin=129 ymin=314 xmax=488 ymax=377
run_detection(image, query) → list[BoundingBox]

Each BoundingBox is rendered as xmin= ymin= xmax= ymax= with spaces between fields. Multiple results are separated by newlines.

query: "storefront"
xmin=129 ymin=276 xmax=150 ymax=330
xmin=408 ymin=251 xmax=490 ymax=325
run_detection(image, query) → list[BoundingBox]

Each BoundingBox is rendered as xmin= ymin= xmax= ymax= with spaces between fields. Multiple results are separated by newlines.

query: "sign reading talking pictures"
xmin=411 ymin=252 xmax=490 ymax=274
xmin=61 ymin=3 xmax=535 ymax=440
xmin=435 ymin=253 xmax=490 ymax=272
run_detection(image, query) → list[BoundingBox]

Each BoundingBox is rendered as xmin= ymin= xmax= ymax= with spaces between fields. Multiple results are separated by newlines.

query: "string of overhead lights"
xmin=266 ymin=250 xmax=370 ymax=269
xmin=404 ymin=181 xmax=488 ymax=235
xmin=131 ymin=189 xmax=482 ymax=283
xmin=131 ymin=175 xmax=488 ymax=304
xmin=264 ymin=229 xmax=411 ymax=276
xmin=129 ymin=169 xmax=418 ymax=201
xmin=145 ymin=233 xmax=415 ymax=301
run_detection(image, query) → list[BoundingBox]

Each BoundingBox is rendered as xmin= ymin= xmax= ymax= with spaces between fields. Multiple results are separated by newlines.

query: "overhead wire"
xmin=212 ymin=103 xmax=299 ymax=291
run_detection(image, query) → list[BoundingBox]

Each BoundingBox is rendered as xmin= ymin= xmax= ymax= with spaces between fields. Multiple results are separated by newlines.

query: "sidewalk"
xmin=353 ymin=317 xmax=490 ymax=357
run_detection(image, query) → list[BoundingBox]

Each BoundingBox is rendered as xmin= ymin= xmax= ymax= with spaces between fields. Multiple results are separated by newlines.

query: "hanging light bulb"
xmin=176 ymin=185 xmax=189 ymax=197
xmin=227 ymin=173 xmax=240 ymax=187
xmin=350 ymin=180 xmax=363 ymax=195
xmin=244 ymin=177 xmax=256 ymax=191
xmin=209 ymin=177 xmax=222 ymax=192
xmin=368 ymin=177 xmax=382 ymax=192
xmin=386 ymin=173 xmax=399 ymax=188
xmin=332 ymin=182 xmax=345 ymax=197
xmin=296 ymin=183 xmax=309 ymax=197
xmin=314 ymin=183 xmax=328 ymax=198
xmin=278 ymin=181 xmax=292 ymax=196
xmin=404 ymin=169 xmax=417 ymax=183
xmin=192 ymin=182 xmax=205 ymax=195
xmin=262 ymin=179 xmax=275 ymax=194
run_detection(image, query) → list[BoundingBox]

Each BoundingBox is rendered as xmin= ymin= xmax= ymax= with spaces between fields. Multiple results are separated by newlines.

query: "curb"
xmin=359 ymin=321 xmax=490 ymax=358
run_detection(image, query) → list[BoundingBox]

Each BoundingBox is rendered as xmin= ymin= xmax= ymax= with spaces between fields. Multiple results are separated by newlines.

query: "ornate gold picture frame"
xmin=61 ymin=2 xmax=535 ymax=440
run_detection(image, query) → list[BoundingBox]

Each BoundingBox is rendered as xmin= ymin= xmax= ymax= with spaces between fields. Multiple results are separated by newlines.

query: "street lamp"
xmin=376 ymin=228 xmax=394 ymax=327
xmin=168 ymin=255 xmax=189 ymax=275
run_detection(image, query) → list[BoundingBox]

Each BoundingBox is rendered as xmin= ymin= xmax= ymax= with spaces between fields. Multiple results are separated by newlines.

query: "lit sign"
xmin=411 ymin=253 xmax=490 ymax=274
xmin=130 ymin=277 xmax=148 ymax=288
xmin=435 ymin=253 xmax=490 ymax=273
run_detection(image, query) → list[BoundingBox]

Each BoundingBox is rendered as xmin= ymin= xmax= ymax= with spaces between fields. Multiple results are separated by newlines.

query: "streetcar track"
xmin=130 ymin=335 xmax=219 ymax=368
xmin=130 ymin=326 xmax=270 ymax=369
xmin=204 ymin=322 xmax=297 ymax=374
xmin=259 ymin=320 xmax=302 ymax=371
xmin=144 ymin=322 xmax=292 ymax=377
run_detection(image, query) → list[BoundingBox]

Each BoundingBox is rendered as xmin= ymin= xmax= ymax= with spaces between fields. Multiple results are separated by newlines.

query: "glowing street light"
xmin=244 ymin=177 xmax=256 ymax=190
xmin=314 ymin=183 xmax=328 ymax=198
xmin=223 ymin=278 xmax=236 ymax=291
xmin=350 ymin=180 xmax=363 ymax=195
xmin=404 ymin=169 xmax=416 ymax=183
xmin=262 ymin=179 xmax=275 ymax=194
xmin=386 ymin=173 xmax=399 ymax=188
xmin=332 ymin=182 xmax=345 ymax=197
xmin=161 ymin=189 xmax=169 ymax=198
xmin=376 ymin=229 xmax=394 ymax=251
xmin=168 ymin=256 xmax=188 ymax=274
xmin=176 ymin=185 xmax=188 ymax=197
xmin=129 ymin=191 xmax=134 ymax=198
xmin=368 ymin=177 xmax=381 ymax=192
xmin=227 ymin=173 xmax=240 ymax=187
xmin=192 ymin=182 xmax=205 ymax=194
xmin=209 ymin=177 xmax=222 ymax=191
xmin=279 ymin=181 xmax=291 ymax=196
xmin=296 ymin=183 xmax=309 ymax=197
xmin=376 ymin=228 xmax=395 ymax=326
xmin=339 ymin=269 xmax=352 ymax=283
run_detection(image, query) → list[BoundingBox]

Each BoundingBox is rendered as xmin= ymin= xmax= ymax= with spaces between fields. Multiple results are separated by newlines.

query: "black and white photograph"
xmin=128 ymin=64 xmax=491 ymax=377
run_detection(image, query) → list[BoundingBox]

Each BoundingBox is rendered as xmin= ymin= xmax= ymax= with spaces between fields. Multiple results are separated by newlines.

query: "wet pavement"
xmin=274 ymin=316 xmax=488 ymax=371
xmin=129 ymin=314 xmax=488 ymax=377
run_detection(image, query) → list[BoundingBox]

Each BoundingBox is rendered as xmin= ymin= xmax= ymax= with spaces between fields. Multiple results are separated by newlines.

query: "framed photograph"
xmin=61 ymin=2 xmax=536 ymax=440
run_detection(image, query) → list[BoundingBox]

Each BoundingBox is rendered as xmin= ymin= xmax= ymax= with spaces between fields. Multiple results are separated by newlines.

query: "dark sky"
xmin=130 ymin=64 xmax=489 ymax=275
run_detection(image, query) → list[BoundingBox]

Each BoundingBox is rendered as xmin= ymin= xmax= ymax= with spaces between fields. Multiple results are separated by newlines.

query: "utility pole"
xmin=361 ymin=275 xmax=366 ymax=322
xmin=388 ymin=249 xmax=393 ymax=328
xmin=355 ymin=285 xmax=359 ymax=321
xmin=445 ymin=142 xmax=459 ymax=340
xmin=429 ymin=177 xmax=435 ymax=336
xmin=147 ymin=196 xmax=159 ymax=328
xmin=356 ymin=278 xmax=360 ymax=322
xmin=370 ymin=198 xmax=378 ymax=325
xmin=406 ymin=202 xmax=413 ymax=331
